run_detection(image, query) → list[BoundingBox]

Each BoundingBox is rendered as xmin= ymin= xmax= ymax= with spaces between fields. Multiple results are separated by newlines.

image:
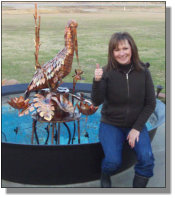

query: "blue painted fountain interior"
xmin=2 ymin=95 xmax=165 ymax=145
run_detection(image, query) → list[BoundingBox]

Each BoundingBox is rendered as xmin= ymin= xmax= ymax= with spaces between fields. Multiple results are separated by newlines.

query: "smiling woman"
xmin=113 ymin=39 xmax=132 ymax=65
xmin=92 ymin=31 xmax=156 ymax=188
xmin=107 ymin=32 xmax=143 ymax=71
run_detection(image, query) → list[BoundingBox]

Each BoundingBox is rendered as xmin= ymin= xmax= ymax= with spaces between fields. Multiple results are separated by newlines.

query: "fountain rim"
xmin=2 ymin=141 xmax=100 ymax=148
xmin=2 ymin=82 xmax=100 ymax=147
xmin=2 ymin=82 xmax=92 ymax=96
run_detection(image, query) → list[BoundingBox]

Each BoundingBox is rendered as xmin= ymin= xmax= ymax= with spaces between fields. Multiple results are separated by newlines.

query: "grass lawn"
xmin=2 ymin=4 xmax=165 ymax=92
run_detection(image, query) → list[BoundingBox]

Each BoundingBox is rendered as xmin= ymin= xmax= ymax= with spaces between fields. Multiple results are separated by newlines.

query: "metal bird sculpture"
xmin=8 ymin=17 xmax=98 ymax=123
xmin=24 ymin=19 xmax=79 ymax=99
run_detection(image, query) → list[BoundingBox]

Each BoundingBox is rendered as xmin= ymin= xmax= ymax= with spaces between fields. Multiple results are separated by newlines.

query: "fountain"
xmin=1 ymin=4 xmax=165 ymax=185
xmin=2 ymin=83 xmax=165 ymax=185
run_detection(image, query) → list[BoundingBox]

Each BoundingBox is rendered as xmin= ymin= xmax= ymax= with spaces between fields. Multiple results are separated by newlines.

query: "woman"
xmin=91 ymin=32 xmax=156 ymax=188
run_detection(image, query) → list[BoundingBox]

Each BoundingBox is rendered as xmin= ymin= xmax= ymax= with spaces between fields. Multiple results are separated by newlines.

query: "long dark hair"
xmin=107 ymin=32 xmax=143 ymax=71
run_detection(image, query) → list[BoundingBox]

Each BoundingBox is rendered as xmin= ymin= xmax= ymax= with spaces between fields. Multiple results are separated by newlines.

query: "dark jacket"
xmin=91 ymin=64 xmax=156 ymax=132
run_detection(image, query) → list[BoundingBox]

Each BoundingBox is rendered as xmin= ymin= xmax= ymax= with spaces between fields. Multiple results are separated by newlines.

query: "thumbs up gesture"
xmin=95 ymin=63 xmax=103 ymax=81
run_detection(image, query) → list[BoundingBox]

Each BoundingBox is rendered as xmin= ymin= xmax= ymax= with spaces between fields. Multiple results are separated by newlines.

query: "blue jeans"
xmin=99 ymin=122 xmax=155 ymax=178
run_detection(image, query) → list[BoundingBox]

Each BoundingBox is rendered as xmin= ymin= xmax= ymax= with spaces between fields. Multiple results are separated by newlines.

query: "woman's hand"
xmin=94 ymin=63 xmax=103 ymax=81
xmin=127 ymin=129 xmax=140 ymax=149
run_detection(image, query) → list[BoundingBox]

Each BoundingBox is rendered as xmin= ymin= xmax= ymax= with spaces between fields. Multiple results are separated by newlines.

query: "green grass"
xmin=2 ymin=8 xmax=165 ymax=92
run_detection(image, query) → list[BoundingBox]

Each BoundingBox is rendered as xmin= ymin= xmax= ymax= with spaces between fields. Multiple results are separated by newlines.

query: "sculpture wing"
xmin=27 ymin=47 xmax=68 ymax=92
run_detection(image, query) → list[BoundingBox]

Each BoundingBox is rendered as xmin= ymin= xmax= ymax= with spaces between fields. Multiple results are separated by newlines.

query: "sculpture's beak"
xmin=73 ymin=28 xmax=79 ymax=66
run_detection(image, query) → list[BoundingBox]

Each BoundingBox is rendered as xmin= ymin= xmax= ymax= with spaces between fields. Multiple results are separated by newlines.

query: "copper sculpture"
xmin=24 ymin=18 xmax=80 ymax=99
xmin=8 ymin=96 xmax=30 ymax=111
xmin=8 ymin=3 xmax=98 ymax=144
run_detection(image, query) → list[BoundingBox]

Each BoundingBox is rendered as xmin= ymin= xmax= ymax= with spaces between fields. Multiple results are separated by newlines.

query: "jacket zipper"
xmin=125 ymin=67 xmax=132 ymax=97
xmin=126 ymin=73 xmax=129 ymax=97
xmin=125 ymin=66 xmax=133 ymax=124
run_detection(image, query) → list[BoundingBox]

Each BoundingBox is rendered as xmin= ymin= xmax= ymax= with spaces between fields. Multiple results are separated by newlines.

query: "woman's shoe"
xmin=100 ymin=172 xmax=111 ymax=188
xmin=133 ymin=174 xmax=149 ymax=188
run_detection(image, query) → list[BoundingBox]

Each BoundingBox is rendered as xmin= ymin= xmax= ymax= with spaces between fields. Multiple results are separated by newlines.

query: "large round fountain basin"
xmin=1 ymin=83 xmax=165 ymax=185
